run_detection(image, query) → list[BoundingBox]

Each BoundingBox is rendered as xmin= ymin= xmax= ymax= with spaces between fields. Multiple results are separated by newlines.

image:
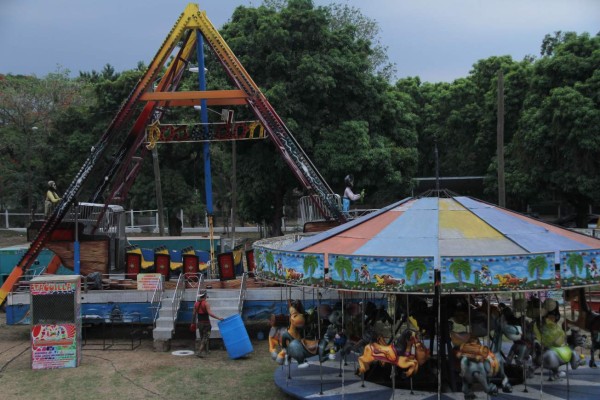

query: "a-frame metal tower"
xmin=0 ymin=3 xmax=344 ymax=304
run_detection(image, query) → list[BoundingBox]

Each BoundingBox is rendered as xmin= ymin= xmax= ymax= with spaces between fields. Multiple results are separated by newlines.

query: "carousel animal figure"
xmin=534 ymin=320 xmax=586 ymax=380
xmin=506 ymin=318 xmax=538 ymax=378
xmin=356 ymin=316 xmax=429 ymax=378
xmin=268 ymin=299 xmax=306 ymax=363
xmin=272 ymin=299 xmax=347 ymax=368
xmin=283 ymin=327 xmax=335 ymax=368
xmin=363 ymin=301 xmax=395 ymax=328
xmin=532 ymin=305 xmax=586 ymax=381
xmin=456 ymin=305 xmax=517 ymax=399
xmin=318 ymin=309 xmax=353 ymax=363
xmin=565 ymin=287 xmax=600 ymax=368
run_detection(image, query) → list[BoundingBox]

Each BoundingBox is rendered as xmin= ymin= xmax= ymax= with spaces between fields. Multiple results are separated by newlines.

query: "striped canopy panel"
xmin=287 ymin=196 xmax=600 ymax=258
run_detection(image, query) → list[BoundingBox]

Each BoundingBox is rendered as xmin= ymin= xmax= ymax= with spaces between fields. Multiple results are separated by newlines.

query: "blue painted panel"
xmin=355 ymin=198 xmax=438 ymax=257
xmin=457 ymin=197 xmax=590 ymax=253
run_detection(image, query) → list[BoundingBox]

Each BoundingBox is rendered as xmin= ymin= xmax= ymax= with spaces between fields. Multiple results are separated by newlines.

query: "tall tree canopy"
xmin=1 ymin=0 xmax=598 ymax=234
xmin=508 ymin=32 xmax=600 ymax=226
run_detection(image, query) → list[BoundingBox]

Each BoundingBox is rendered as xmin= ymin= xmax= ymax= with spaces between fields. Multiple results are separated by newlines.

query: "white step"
xmin=153 ymin=326 xmax=173 ymax=340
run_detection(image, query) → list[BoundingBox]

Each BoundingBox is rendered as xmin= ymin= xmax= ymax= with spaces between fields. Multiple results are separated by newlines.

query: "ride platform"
xmin=275 ymin=354 xmax=600 ymax=400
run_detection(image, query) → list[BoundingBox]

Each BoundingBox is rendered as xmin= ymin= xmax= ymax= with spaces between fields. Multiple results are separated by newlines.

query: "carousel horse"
xmin=457 ymin=306 xmax=517 ymax=399
xmin=281 ymin=305 xmax=354 ymax=368
xmin=356 ymin=316 xmax=428 ymax=378
xmin=565 ymin=287 xmax=600 ymax=368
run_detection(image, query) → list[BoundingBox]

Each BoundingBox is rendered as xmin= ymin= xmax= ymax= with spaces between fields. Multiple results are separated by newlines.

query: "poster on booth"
xmin=31 ymin=323 xmax=79 ymax=369
xmin=560 ymin=249 xmax=600 ymax=287
xmin=254 ymin=247 xmax=324 ymax=285
xmin=440 ymin=252 xmax=555 ymax=292
xmin=137 ymin=273 xmax=163 ymax=290
xmin=327 ymin=254 xmax=435 ymax=292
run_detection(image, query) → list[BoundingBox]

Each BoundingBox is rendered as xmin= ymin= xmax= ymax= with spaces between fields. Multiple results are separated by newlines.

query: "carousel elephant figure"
xmin=281 ymin=330 xmax=331 ymax=368
xmin=457 ymin=306 xmax=518 ymax=399
xmin=537 ymin=327 xmax=586 ymax=381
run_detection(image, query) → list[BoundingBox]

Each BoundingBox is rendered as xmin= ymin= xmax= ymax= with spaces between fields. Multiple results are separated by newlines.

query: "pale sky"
xmin=0 ymin=0 xmax=598 ymax=82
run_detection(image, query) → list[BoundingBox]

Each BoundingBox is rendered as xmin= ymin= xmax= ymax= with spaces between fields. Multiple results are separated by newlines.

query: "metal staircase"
xmin=152 ymin=274 xmax=185 ymax=344
xmin=196 ymin=273 xmax=248 ymax=339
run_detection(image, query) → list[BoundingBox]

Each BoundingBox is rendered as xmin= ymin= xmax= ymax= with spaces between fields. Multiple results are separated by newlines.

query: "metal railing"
xmin=298 ymin=194 xmax=341 ymax=224
xmin=238 ymin=272 xmax=248 ymax=315
xmin=150 ymin=277 xmax=164 ymax=326
xmin=195 ymin=273 xmax=205 ymax=299
xmin=171 ymin=273 xmax=186 ymax=325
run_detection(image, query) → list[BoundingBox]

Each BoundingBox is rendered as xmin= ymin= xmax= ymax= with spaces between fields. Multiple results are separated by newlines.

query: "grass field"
xmin=0 ymin=315 xmax=293 ymax=400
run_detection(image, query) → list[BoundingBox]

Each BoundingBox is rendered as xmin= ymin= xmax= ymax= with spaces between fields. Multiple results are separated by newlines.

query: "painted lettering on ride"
xmin=30 ymin=282 xmax=76 ymax=295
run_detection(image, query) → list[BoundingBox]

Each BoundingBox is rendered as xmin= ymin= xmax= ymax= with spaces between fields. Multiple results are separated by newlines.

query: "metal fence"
xmin=1 ymin=208 xmax=300 ymax=235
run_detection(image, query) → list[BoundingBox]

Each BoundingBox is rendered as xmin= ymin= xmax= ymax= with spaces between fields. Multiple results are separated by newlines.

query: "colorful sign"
xmin=254 ymin=248 xmax=324 ymax=285
xmin=136 ymin=273 xmax=163 ymax=290
xmin=31 ymin=323 xmax=79 ymax=369
xmin=560 ymin=249 xmax=600 ymax=287
xmin=327 ymin=254 xmax=434 ymax=292
xmin=30 ymin=281 xmax=76 ymax=295
xmin=440 ymin=252 xmax=555 ymax=293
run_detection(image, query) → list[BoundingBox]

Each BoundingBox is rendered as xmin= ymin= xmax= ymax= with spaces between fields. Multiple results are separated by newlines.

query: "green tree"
xmin=0 ymin=70 xmax=92 ymax=212
xmin=449 ymin=259 xmax=471 ymax=286
xmin=265 ymin=251 xmax=275 ymax=273
xmin=333 ymin=256 xmax=353 ymax=283
xmin=508 ymin=32 xmax=600 ymax=225
xmin=405 ymin=259 xmax=427 ymax=286
xmin=566 ymin=253 xmax=584 ymax=280
xmin=255 ymin=251 xmax=263 ymax=271
xmin=303 ymin=255 xmax=318 ymax=281
xmin=218 ymin=0 xmax=418 ymax=233
xmin=527 ymin=255 xmax=549 ymax=286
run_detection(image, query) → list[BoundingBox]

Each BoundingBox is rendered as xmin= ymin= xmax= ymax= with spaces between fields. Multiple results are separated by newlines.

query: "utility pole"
xmin=497 ymin=69 xmax=506 ymax=208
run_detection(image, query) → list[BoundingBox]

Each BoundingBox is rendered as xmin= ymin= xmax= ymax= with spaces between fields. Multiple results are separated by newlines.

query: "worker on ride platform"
xmin=342 ymin=174 xmax=364 ymax=213
xmin=44 ymin=180 xmax=61 ymax=217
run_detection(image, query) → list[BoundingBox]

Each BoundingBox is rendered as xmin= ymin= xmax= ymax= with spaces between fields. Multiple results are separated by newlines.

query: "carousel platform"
xmin=274 ymin=353 xmax=600 ymax=400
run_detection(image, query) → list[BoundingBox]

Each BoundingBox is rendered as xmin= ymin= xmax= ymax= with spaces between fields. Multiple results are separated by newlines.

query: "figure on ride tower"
xmin=342 ymin=174 xmax=364 ymax=213
xmin=44 ymin=181 xmax=61 ymax=217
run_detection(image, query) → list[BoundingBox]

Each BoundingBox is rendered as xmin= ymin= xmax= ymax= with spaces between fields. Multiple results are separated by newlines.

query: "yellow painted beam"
xmin=140 ymin=90 xmax=248 ymax=101
xmin=166 ymin=99 xmax=249 ymax=107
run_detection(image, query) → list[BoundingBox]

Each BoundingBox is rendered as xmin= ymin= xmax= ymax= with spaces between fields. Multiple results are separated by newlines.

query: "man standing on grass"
xmin=193 ymin=292 xmax=223 ymax=357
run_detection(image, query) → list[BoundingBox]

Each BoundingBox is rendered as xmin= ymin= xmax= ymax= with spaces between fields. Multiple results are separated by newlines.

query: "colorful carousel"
xmin=253 ymin=193 xmax=600 ymax=399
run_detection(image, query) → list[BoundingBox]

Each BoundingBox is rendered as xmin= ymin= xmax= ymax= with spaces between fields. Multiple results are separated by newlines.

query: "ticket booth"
xmin=30 ymin=275 xmax=81 ymax=369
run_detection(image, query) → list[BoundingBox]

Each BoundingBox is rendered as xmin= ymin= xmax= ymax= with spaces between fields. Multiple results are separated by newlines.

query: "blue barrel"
xmin=218 ymin=314 xmax=253 ymax=359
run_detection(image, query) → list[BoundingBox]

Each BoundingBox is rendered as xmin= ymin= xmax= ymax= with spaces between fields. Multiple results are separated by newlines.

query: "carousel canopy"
xmin=287 ymin=196 xmax=600 ymax=259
